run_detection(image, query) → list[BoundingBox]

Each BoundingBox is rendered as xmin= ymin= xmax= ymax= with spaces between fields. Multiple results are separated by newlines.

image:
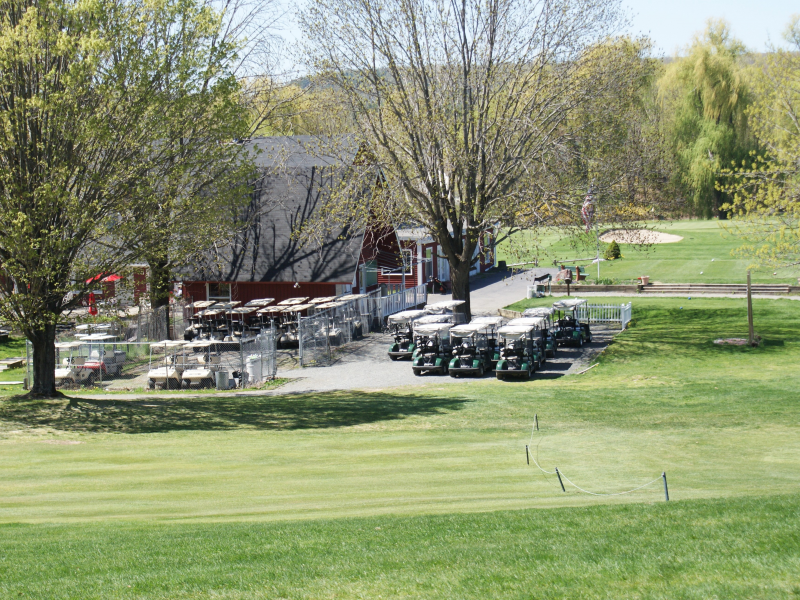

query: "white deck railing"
xmin=379 ymin=284 xmax=428 ymax=319
xmin=576 ymin=302 xmax=632 ymax=329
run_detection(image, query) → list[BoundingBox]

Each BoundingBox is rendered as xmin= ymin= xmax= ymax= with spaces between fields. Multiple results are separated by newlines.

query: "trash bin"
xmin=215 ymin=370 xmax=229 ymax=390
xmin=245 ymin=355 xmax=262 ymax=386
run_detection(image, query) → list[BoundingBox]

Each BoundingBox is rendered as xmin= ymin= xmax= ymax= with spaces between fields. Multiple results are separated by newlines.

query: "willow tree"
xmin=720 ymin=16 xmax=800 ymax=270
xmin=658 ymin=20 xmax=757 ymax=218
xmin=301 ymin=0 xmax=651 ymax=317
xmin=0 ymin=0 xmax=253 ymax=396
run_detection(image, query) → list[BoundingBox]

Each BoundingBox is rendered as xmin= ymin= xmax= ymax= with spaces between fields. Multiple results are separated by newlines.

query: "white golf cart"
xmin=521 ymin=307 xmax=558 ymax=357
xmin=180 ymin=340 xmax=221 ymax=389
xmin=468 ymin=315 xmax=506 ymax=367
xmin=147 ymin=340 xmax=188 ymax=390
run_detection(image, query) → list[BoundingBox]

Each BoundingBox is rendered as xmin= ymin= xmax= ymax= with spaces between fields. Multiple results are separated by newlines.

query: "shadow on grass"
xmin=0 ymin=391 xmax=470 ymax=434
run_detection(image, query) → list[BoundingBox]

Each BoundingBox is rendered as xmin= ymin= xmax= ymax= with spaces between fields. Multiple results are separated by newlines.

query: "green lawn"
xmin=0 ymin=336 xmax=27 ymax=391
xmin=497 ymin=219 xmax=800 ymax=284
xmin=1 ymin=296 xmax=799 ymax=597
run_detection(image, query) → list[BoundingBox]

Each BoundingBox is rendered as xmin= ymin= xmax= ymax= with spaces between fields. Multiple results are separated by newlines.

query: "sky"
xmin=623 ymin=0 xmax=798 ymax=55
xmin=274 ymin=0 xmax=798 ymax=74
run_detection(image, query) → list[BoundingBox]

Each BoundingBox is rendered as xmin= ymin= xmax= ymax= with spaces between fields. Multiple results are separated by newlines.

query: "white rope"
xmin=527 ymin=419 xmax=662 ymax=496
xmin=557 ymin=470 xmax=663 ymax=497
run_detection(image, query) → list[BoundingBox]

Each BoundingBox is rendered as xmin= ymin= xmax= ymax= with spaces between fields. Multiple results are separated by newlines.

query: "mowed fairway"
xmin=1 ymin=296 xmax=800 ymax=597
xmin=498 ymin=219 xmax=800 ymax=284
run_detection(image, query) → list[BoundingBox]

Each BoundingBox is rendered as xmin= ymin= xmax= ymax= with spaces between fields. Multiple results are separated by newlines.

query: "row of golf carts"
xmin=183 ymin=294 xmax=370 ymax=349
xmin=387 ymin=298 xmax=592 ymax=380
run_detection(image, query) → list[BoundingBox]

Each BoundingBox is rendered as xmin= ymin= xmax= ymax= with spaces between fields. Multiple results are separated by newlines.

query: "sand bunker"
xmin=599 ymin=229 xmax=683 ymax=244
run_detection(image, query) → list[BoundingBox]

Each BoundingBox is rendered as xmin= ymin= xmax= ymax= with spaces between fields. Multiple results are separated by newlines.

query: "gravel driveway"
xmin=272 ymin=327 xmax=615 ymax=395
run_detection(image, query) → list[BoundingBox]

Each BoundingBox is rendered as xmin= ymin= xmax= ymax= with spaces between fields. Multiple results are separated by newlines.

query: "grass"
xmin=0 ymin=336 xmax=27 ymax=390
xmin=1 ymin=495 xmax=799 ymax=599
xmin=1 ymin=296 xmax=800 ymax=596
xmin=497 ymin=219 xmax=800 ymax=284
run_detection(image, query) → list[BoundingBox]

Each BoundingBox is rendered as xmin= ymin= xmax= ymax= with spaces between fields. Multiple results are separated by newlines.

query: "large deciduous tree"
xmin=658 ymin=19 xmax=757 ymax=219
xmin=0 ymin=0 xmax=252 ymax=397
xmin=300 ymin=0 xmax=651 ymax=318
xmin=721 ymin=16 xmax=800 ymax=270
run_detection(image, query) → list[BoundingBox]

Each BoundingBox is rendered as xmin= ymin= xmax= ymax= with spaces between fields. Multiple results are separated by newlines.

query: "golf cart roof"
xmin=522 ymin=307 xmax=554 ymax=317
xmin=190 ymin=300 xmax=217 ymax=309
xmin=451 ymin=323 xmax=493 ymax=336
xmin=309 ymin=296 xmax=337 ymax=304
xmin=184 ymin=340 xmax=216 ymax=349
xmin=229 ymin=307 xmax=257 ymax=314
xmin=278 ymin=297 xmax=309 ymax=306
xmin=508 ymin=317 xmax=547 ymax=328
xmin=76 ymin=323 xmax=111 ymax=331
xmin=155 ymin=340 xmax=188 ymax=349
xmin=470 ymin=316 xmax=506 ymax=326
xmin=202 ymin=309 xmax=225 ymax=316
xmin=337 ymin=293 xmax=368 ymax=301
xmin=282 ymin=304 xmax=314 ymax=313
xmin=387 ymin=309 xmax=427 ymax=324
xmin=498 ymin=324 xmax=535 ymax=336
xmin=552 ymin=298 xmax=587 ymax=310
xmin=244 ymin=298 xmax=274 ymax=307
xmin=414 ymin=322 xmax=453 ymax=335
xmin=77 ymin=333 xmax=119 ymax=341
xmin=424 ymin=300 xmax=466 ymax=313
xmin=415 ymin=314 xmax=455 ymax=325
xmin=56 ymin=341 xmax=84 ymax=350
xmin=257 ymin=306 xmax=285 ymax=314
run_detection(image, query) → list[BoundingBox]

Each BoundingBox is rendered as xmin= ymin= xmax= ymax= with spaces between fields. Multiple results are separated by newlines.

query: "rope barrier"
xmin=527 ymin=418 xmax=664 ymax=497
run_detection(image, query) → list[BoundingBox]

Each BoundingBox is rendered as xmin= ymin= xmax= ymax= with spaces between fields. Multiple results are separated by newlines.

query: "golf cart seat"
xmin=73 ymin=357 xmax=86 ymax=366
xmin=196 ymin=354 xmax=220 ymax=365
xmin=89 ymin=349 xmax=104 ymax=359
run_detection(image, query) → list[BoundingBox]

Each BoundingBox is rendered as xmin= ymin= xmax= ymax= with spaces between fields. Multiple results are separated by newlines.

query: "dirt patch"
xmin=41 ymin=440 xmax=82 ymax=445
xmin=713 ymin=338 xmax=750 ymax=346
xmin=599 ymin=229 xmax=683 ymax=244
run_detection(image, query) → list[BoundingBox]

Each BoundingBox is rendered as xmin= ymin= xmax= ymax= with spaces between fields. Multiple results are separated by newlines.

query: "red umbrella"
xmin=102 ymin=274 xmax=122 ymax=282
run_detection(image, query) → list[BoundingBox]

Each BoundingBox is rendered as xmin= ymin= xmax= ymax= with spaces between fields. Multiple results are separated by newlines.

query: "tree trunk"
xmin=28 ymin=323 xmax=60 ymax=398
xmin=449 ymin=258 xmax=472 ymax=322
xmin=148 ymin=258 xmax=172 ymax=340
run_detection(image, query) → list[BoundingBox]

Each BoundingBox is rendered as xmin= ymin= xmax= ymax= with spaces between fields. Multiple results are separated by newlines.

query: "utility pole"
xmin=747 ymin=270 xmax=755 ymax=346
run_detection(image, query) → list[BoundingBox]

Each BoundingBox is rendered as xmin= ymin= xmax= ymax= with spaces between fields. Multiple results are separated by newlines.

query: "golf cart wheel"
xmin=148 ymin=378 xmax=155 ymax=390
xmin=449 ymin=370 xmax=458 ymax=378
xmin=496 ymin=372 xmax=504 ymax=381
xmin=201 ymin=378 xmax=213 ymax=389
xmin=413 ymin=368 xmax=422 ymax=377
xmin=578 ymin=337 xmax=583 ymax=348
xmin=181 ymin=380 xmax=190 ymax=390
xmin=478 ymin=364 xmax=485 ymax=377
xmin=587 ymin=334 xmax=592 ymax=343
xmin=86 ymin=373 xmax=96 ymax=386
xmin=390 ymin=355 xmax=399 ymax=361
xmin=168 ymin=378 xmax=180 ymax=390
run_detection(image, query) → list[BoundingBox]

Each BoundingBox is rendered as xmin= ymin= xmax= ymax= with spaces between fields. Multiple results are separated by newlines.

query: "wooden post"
xmin=534 ymin=413 xmax=539 ymax=431
xmin=525 ymin=445 xmax=529 ymax=465
xmin=555 ymin=467 xmax=565 ymax=492
xmin=747 ymin=271 xmax=755 ymax=346
xmin=662 ymin=472 xmax=669 ymax=502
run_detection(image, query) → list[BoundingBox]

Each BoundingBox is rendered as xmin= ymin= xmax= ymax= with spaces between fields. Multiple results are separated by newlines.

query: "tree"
xmin=0 ymin=0 xmax=252 ymax=396
xmin=721 ymin=16 xmax=800 ymax=269
xmin=300 ymin=0 xmax=647 ymax=318
xmin=658 ymin=20 xmax=757 ymax=218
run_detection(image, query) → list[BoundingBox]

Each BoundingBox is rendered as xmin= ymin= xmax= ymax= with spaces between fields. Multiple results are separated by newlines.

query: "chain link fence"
xmin=298 ymin=290 xmax=383 ymax=366
xmin=28 ymin=328 xmax=277 ymax=392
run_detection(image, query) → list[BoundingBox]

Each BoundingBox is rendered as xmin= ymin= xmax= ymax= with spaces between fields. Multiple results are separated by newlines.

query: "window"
xmin=364 ymin=260 xmax=378 ymax=287
xmin=379 ymin=249 xmax=413 ymax=276
xmin=207 ymin=282 xmax=231 ymax=302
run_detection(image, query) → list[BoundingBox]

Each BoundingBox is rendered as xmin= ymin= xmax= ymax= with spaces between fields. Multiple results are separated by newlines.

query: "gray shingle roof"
xmin=187 ymin=136 xmax=365 ymax=284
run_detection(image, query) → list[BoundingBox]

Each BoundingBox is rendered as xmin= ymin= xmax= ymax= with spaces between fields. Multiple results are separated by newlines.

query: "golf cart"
xmin=448 ymin=322 xmax=495 ymax=377
xmin=507 ymin=317 xmax=549 ymax=367
xmin=521 ymin=307 xmax=558 ymax=357
xmin=279 ymin=304 xmax=314 ymax=348
xmin=495 ymin=324 xmax=540 ymax=380
xmin=552 ymin=298 xmax=592 ymax=347
xmin=244 ymin=298 xmax=275 ymax=308
xmin=181 ymin=340 xmax=221 ymax=389
xmin=469 ymin=315 xmax=507 ymax=367
xmin=56 ymin=334 xmax=126 ymax=387
xmin=387 ymin=309 xmax=427 ymax=360
xmin=411 ymin=322 xmax=453 ymax=376
xmin=147 ymin=340 xmax=188 ymax=390
xmin=423 ymin=300 xmax=467 ymax=325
